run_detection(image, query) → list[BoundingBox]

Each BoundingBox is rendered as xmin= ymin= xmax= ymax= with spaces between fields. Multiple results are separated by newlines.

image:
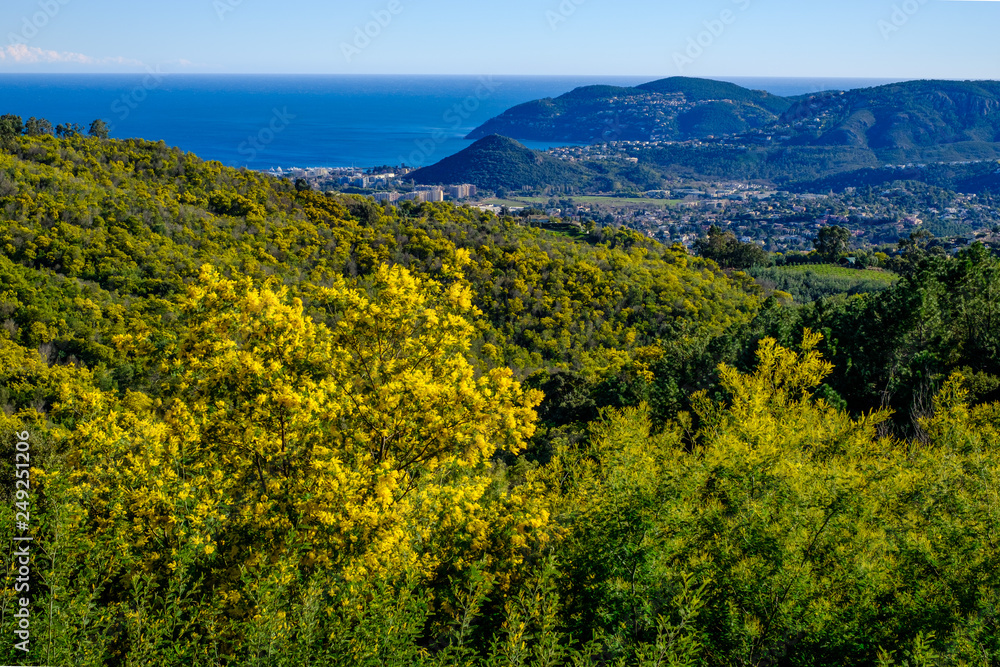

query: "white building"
xmin=448 ymin=184 xmax=477 ymax=199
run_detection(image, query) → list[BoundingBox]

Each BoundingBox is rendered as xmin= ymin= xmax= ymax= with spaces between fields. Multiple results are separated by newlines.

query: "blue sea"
xmin=0 ymin=75 xmax=903 ymax=170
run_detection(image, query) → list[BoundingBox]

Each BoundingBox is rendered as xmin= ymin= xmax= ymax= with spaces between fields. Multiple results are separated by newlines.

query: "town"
xmin=272 ymin=164 xmax=1000 ymax=256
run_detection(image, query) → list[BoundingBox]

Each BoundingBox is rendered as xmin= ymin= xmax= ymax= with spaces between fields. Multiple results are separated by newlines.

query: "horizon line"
xmin=0 ymin=72 xmax=955 ymax=79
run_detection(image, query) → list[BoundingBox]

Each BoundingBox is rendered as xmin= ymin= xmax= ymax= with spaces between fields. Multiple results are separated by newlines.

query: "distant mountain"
xmin=466 ymin=77 xmax=793 ymax=144
xmin=782 ymin=80 xmax=1000 ymax=158
xmin=468 ymin=78 xmax=1000 ymax=168
xmin=409 ymin=135 xmax=589 ymax=191
xmin=431 ymin=80 xmax=1000 ymax=190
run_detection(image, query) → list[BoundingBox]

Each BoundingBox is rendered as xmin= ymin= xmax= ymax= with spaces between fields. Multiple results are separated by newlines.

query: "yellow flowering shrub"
xmin=54 ymin=263 xmax=547 ymax=612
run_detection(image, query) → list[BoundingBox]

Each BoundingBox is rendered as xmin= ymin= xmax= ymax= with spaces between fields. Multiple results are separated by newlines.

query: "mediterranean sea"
xmin=0 ymin=75 xmax=903 ymax=169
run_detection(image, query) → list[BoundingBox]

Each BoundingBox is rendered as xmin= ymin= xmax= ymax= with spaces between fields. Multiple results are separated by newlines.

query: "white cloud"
xmin=0 ymin=43 xmax=143 ymax=66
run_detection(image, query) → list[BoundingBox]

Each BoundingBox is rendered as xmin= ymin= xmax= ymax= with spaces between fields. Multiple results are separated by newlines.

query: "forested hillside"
xmin=466 ymin=77 xmax=792 ymax=143
xmin=785 ymin=80 xmax=1000 ymax=155
xmin=791 ymin=160 xmax=1000 ymax=195
xmin=410 ymin=135 xmax=591 ymax=192
xmin=462 ymin=77 xmax=1000 ymax=184
xmin=2 ymin=131 xmax=1000 ymax=666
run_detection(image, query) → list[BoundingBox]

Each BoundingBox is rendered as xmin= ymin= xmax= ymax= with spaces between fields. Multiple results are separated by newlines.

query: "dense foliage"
xmin=792 ymin=161 xmax=1000 ymax=197
xmin=2 ymin=132 xmax=1000 ymax=666
xmin=410 ymin=135 xmax=589 ymax=191
xmin=772 ymin=242 xmax=1000 ymax=429
xmin=694 ymin=224 xmax=768 ymax=269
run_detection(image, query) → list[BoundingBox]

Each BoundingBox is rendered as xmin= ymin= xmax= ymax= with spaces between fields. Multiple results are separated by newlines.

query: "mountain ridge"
xmin=467 ymin=77 xmax=1000 ymax=159
xmin=466 ymin=76 xmax=792 ymax=144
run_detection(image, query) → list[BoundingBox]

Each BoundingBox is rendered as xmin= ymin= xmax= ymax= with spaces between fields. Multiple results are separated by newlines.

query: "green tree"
xmin=23 ymin=116 xmax=54 ymax=136
xmin=695 ymin=224 xmax=768 ymax=269
xmin=814 ymin=225 xmax=851 ymax=260
xmin=889 ymin=228 xmax=935 ymax=276
xmin=88 ymin=119 xmax=110 ymax=139
xmin=0 ymin=114 xmax=24 ymax=147
xmin=55 ymin=123 xmax=84 ymax=138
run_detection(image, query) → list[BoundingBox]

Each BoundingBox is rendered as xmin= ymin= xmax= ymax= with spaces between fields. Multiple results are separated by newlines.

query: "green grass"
xmin=769 ymin=264 xmax=898 ymax=285
xmin=750 ymin=264 xmax=899 ymax=303
xmin=572 ymin=195 xmax=681 ymax=208
xmin=539 ymin=227 xmax=587 ymax=241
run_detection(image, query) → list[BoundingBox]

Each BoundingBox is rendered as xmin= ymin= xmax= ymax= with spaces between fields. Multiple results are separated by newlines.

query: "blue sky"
xmin=1 ymin=0 xmax=998 ymax=78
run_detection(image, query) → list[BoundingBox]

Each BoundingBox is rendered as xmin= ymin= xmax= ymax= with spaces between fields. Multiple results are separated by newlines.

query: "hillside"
xmin=3 ymin=130 xmax=1000 ymax=665
xmin=637 ymin=76 xmax=790 ymax=113
xmin=409 ymin=134 xmax=590 ymax=191
xmin=785 ymin=80 xmax=1000 ymax=154
xmin=637 ymin=143 xmax=883 ymax=183
xmin=0 ymin=133 xmax=758 ymax=377
xmin=466 ymin=76 xmax=793 ymax=143
xmin=466 ymin=78 xmax=1000 ymax=181
xmin=790 ymin=159 xmax=1000 ymax=194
